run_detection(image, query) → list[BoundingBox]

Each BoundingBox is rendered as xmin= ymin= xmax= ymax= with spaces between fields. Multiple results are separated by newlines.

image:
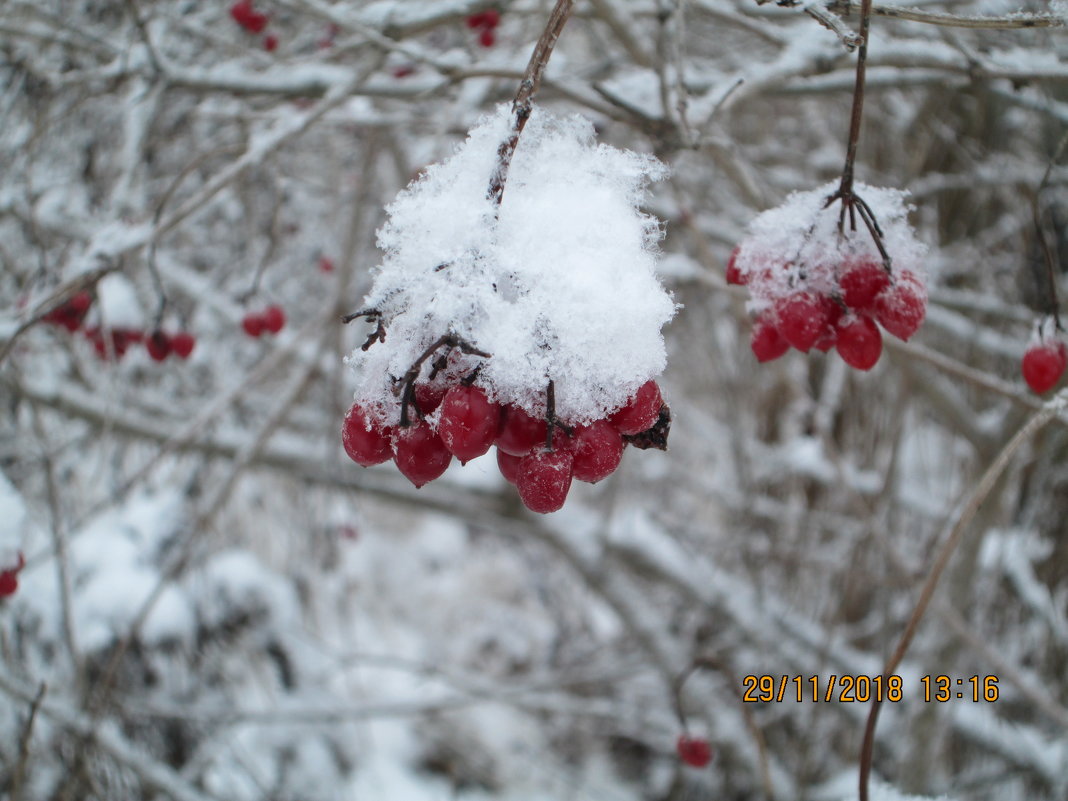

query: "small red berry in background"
xmin=676 ymin=735 xmax=713 ymax=768
xmin=42 ymin=290 xmax=93 ymax=332
xmin=1021 ymin=338 xmax=1067 ymax=394
xmin=610 ymin=380 xmax=663 ymax=436
xmin=391 ymin=64 xmax=416 ymax=79
xmin=478 ymin=28 xmax=496 ymax=48
xmin=725 ymin=246 xmax=746 ymax=286
xmin=146 ymin=330 xmax=172 ymax=362
xmin=466 ymin=7 xmax=500 ymax=47
xmin=263 ymin=34 xmax=278 ymax=52
xmin=171 ymin=331 xmax=196 ymax=360
xmin=230 ymin=1 xmax=269 ymax=34
xmin=318 ymin=255 xmax=335 ymax=273
xmin=342 ymin=404 xmax=394 ymax=467
xmin=0 ymin=553 xmax=25 ymax=599
xmin=516 ymin=448 xmax=574 ymax=513
xmin=242 ymin=312 xmax=265 ymax=338
xmin=262 ymin=305 xmax=286 ymax=334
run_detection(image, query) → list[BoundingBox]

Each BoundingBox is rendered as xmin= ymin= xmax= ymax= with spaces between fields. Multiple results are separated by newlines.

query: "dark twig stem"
xmin=545 ymin=380 xmax=557 ymax=449
xmin=837 ymin=0 xmax=874 ymax=200
xmin=487 ymin=0 xmax=575 ymax=209
xmin=398 ymin=334 xmax=490 ymax=427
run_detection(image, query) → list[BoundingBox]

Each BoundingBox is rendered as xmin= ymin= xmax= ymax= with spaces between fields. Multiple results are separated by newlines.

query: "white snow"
xmin=0 ymin=471 xmax=26 ymax=570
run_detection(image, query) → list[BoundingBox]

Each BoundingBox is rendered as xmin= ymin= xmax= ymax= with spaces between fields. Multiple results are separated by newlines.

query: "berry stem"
xmin=545 ymin=379 xmax=557 ymax=449
xmin=487 ymin=0 xmax=575 ymax=209
xmin=836 ymin=0 xmax=874 ymax=201
xmin=397 ymin=334 xmax=491 ymax=427
xmin=342 ymin=307 xmax=387 ymax=350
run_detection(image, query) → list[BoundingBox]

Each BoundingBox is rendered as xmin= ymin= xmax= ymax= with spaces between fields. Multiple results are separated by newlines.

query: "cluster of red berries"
xmin=729 ymin=250 xmax=926 ymax=371
xmin=466 ymin=8 xmax=500 ymax=48
xmin=1021 ymin=332 xmax=1067 ymax=395
xmin=242 ymin=305 xmax=286 ymax=338
xmin=676 ymin=734 xmax=713 ymax=768
xmin=229 ymin=1 xmax=277 ymax=50
xmin=343 ymin=379 xmax=664 ymax=513
xmin=0 ymin=553 xmax=25 ymax=599
xmin=41 ymin=290 xmax=92 ymax=332
xmin=145 ymin=330 xmax=197 ymax=361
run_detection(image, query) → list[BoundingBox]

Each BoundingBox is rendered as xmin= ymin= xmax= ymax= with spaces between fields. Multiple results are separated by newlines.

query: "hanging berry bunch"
xmin=342 ymin=1 xmax=674 ymax=513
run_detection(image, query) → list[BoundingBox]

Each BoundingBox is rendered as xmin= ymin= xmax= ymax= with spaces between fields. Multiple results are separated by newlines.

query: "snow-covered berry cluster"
xmin=730 ymin=183 xmax=928 ymax=371
xmin=1021 ymin=318 xmax=1067 ymax=394
xmin=342 ymin=106 xmax=675 ymax=513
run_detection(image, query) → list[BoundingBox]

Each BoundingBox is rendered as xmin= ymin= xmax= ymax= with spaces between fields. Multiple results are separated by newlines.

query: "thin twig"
xmin=11 ymin=683 xmax=47 ymax=801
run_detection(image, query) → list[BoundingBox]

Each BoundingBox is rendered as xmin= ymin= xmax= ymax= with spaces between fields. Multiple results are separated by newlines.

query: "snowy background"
xmin=2 ymin=1 xmax=1068 ymax=800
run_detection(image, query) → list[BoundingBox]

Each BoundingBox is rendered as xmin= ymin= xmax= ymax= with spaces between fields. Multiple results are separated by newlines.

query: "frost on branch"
xmin=346 ymin=104 xmax=675 ymax=427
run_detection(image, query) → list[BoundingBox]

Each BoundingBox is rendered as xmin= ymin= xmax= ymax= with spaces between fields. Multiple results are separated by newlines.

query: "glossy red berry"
xmin=610 ymin=380 xmax=662 ymax=435
xmin=750 ymin=313 xmax=789 ymax=363
xmin=1021 ymin=340 xmax=1067 ymax=394
xmin=516 ymin=448 xmax=574 ymax=513
xmin=775 ymin=291 xmax=833 ymax=353
xmin=242 ymin=313 xmax=265 ymax=337
xmin=873 ymin=273 xmax=926 ymax=342
xmin=839 ymin=258 xmax=891 ymax=310
xmin=262 ymin=305 xmax=286 ymax=334
xmin=676 ymin=735 xmax=713 ymax=768
xmin=836 ymin=315 xmax=883 ymax=371
xmin=725 ymin=246 xmax=746 ymax=286
xmin=342 ymin=404 xmax=394 ymax=467
xmin=437 ymin=385 xmax=500 ymax=463
xmin=171 ymin=331 xmax=196 ymax=359
xmin=496 ymin=448 xmax=521 ymax=484
xmin=393 ymin=421 xmax=452 ymax=487
xmin=496 ymin=405 xmax=547 ymax=456
xmin=146 ymin=330 xmax=171 ymax=361
xmin=570 ymin=420 xmax=624 ymax=483
xmin=414 ymin=383 xmax=446 ymax=416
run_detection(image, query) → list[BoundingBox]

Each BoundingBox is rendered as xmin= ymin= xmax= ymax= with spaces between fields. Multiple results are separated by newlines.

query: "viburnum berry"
xmin=725 ymin=246 xmax=746 ymax=286
xmin=496 ymin=448 xmax=521 ymax=484
xmin=478 ymin=28 xmax=496 ymax=47
xmin=496 ymin=405 xmax=547 ymax=456
xmin=171 ymin=331 xmax=196 ymax=360
xmin=230 ymin=0 xmax=268 ymax=33
xmin=835 ymin=314 xmax=882 ymax=371
xmin=775 ymin=291 xmax=833 ymax=353
xmin=839 ymin=258 xmax=891 ymax=310
xmin=437 ymin=385 xmax=500 ymax=463
xmin=394 ymin=421 xmax=452 ymax=487
xmin=414 ymin=383 xmax=446 ymax=416
xmin=570 ymin=420 xmax=623 ymax=483
xmin=610 ymin=380 xmax=662 ymax=435
xmin=750 ymin=313 xmax=790 ymax=363
xmin=466 ymin=9 xmax=500 ymax=29
xmin=516 ymin=448 xmax=574 ymax=513
xmin=676 ymin=735 xmax=713 ymax=768
xmin=1021 ymin=339 xmax=1067 ymax=394
xmin=811 ymin=295 xmax=844 ymax=353
xmin=873 ymin=272 xmax=926 ymax=342
xmin=146 ymin=330 xmax=171 ymax=362
xmin=263 ymin=34 xmax=279 ymax=52
xmin=262 ymin=305 xmax=286 ymax=334
xmin=242 ymin=312 xmax=265 ymax=338
xmin=318 ymin=255 xmax=335 ymax=273
xmin=0 ymin=553 xmax=25 ymax=599
xmin=342 ymin=404 xmax=394 ymax=466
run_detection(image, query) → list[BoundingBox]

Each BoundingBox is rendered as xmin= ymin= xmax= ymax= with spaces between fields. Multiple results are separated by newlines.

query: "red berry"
xmin=263 ymin=34 xmax=278 ymax=52
xmin=570 ymin=420 xmax=624 ymax=483
xmin=0 ymin=570 xmax=17 ymax=598
xmin=839 ymin=258 xmax=891 ymax=310
xmin=812 ymin=296 xmax=844 ymax=353
xmin=835 ymin=314 xmax=883 ymax=371
xmin=873 ymin=273 xmax=926 ymax=342
xmin=1021 ymin=340 xmax=1067 ymax=394
xmin=480 ymin=9 xmax=501 ymax=28
xmin=751 ymin=314 xmax=790 ymax=363
xmin=725 ymin=246 xmax=746 ymax=286
xmin=497 ymin=448 xmax=521 ymax=484
xmin=318 ymin=255 xmax=335 ymax=273
xmin=496 ymin=405 xmax=547 ymax=456
xmin=171 ymin=331 xmax=196 ymax=359
xmin=465 ymin=11 xmax=489 ymax=28
xmin=414 ymin=383 xmax=446 ymax=416
xmin=230 ymin=1 xmax=268 ymax=33
xmin=610 ymin=380 xmax=662 ymax=435
xmin=478 ymin=28 xmax=495 ymax=47
xmin=774 ymin=291 xmax=833 ymax=353
xmin=242 ymin=313 xmax=265 ymax=337
xmin=146 ymin=330 xmax=171 ymax=361
xmin=394 ymin=421 xmax=452 ymax=487
xmin=437 ymin=385 xmax=500 ymax=463
xmin=262 ymin=305 xmax=286 ymax=334
xmin=342 ymin=404 xmax=394 ymax=467
xmin=676 ymin=735 xmax=713 ymax=768
xmin=516 ymin=448 xmax=574 ymax=513
xmin=391 ymin=64 xmax=416 ymax=79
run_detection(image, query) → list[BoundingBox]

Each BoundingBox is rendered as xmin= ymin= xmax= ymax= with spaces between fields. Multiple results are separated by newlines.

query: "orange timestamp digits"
xmin=741 ymin=674 xmax=904 ymax=703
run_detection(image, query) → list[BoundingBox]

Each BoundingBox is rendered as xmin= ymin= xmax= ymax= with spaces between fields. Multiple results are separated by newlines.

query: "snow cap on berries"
xmin=347 ymin=104 xmax=675 ymax=425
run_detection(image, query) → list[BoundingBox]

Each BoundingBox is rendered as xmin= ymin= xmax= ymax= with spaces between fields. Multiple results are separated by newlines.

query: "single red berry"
xmin=111 ymin=328 xmax=141 ymax=359
xmin=774 ymin=291 xmax=833 ymax=353
xmin=1021 ymin=340 xmax=1067 ymax=394
xmin=497 ymin=448 xmax=521 ymax=484
xmin=836 ymin=314 xmax=883 ymax=371
xmin=263 ymin=34 xmax=279 ymax=52
xmin=465 ymin=11 xmax=490 ymax=28
xmin=171 ymin=331 xmax=196 ymax=359
xmin=873 ymin=273 xmax=926 ymax=342
xmin=0 ymin=570 xmax=17 ymax=598
xmin=391 ymin=64 xmax=416 ymax=79
xmin=230 ymin=1 xmax=268 ymax=33
xmin=437 ymin=385 xmax=500 ymax=463
xmin=56 ymin=311 xmax=82 ymax=333
xmin=516 ymin=448 xmax=574 ymax=514
xmin=478 ymin=28 xmax=495 ymax=47
xmin=725 ymin=246 xmax=746 ymax=286
xmin=812 ymin=296 xmax=844 ymax=353
xmin=342 ymin=404 xmax=394 ymax=466
xmin=570 ymin=420 xmax=624 ymax=483
xmin=318 ymin=255 xmax=335 ymax=273
xmin=496 ymin=405 xmax=547 ymax=456
xmin=839 ymin=258 xmax=891 ymax=310
xmin=262 ymin=305 xmax=286 ymax=334
xmin=480 ymin=9 xmax=501 ymax=28
xmin=242 ymin=312 xmax=265 ymax=337
xmin=610 ymin=380 xmax=662 ymax=435
xmin=414 ymin=383 xmax=446 ymax=416
xmin=676 ymin=735 xmax=713 ymax=768
xmin=394 ymin=421 xmax=452 ymax=487
xmin=751 ymin=313 xmax=790 ymax=363
xmin=145 ymin=330 xmax=171 ymax=361
xmin=67 ymin=291 xmax=92 ymax=315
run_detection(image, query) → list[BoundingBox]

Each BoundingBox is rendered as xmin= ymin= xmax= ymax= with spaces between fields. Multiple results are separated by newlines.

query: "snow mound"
xmin=346 ymin=104 xmax=675 ymax=426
